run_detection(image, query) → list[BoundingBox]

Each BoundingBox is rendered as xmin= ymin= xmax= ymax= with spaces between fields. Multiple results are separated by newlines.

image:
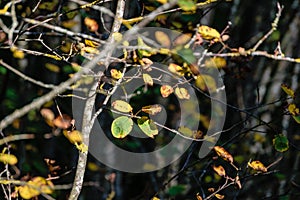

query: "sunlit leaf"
xmin=213 ymin=146 xmax=233 ymax=163
xmin=11 ymin=48 xmax=25 ymax=59
xmin=18 ymin=177 xmax=54 ymax=199
xmin=215 ymin=194 xmax=225 ymax=199
xmin=281 ymin=84 xmax=295 ymax=99
xmin=235 ymin=175 xmax=242 ymax=189
xmin=137 ymin=37 xmax=156 ymax=57
xmin=213 ymin=165 xmax=226 ymax=177
xmin=152 ymin=197 xmax=160 ymax=200
xmin=84 ymin=39 xmax=100 ymax=48
xmin=142 ymin=104 xmax=162 ymax=115
xmin=198 ymin=25 xmax=220 ymax=41
xmin=205 ymin=57 xmax=227 ymax=68
xmin=156 ymin=0 xmax=167 ymax=3
xmin=84 ymin=17 xmax=99 ymax=32
xmin=143 ymin=73 xmax=153 ymax=86
xmin=155 ymin=31 xmax=171 ymax=48
xmin=178 ymin=0 xmax=196 ymax=11
xmin=63 ymin=130 xmax=83 ymax=144
xmin=248 ymin=160 xmax=267 ymax=172
xmin=110 ymin=69 xmax=123 ymax=79
xmin=288 ymin=104 xmax=299 ymax=116
xmin=273 ymin=134 xmax=289 ymax=152
xmin=0 ymin=153 xmax=17 ymax=165
xmin=0 ymin=3 xmax=10 ymax=15
xmin=53 ymin=114 xmax=72 ymax=129
xmin=168 ymin=63 xmax=185 ymax=77
xmin=160 ymin=85 xmax=174 ymax=98
xmin=175 ymin=87 xmax=190 ymax=99
xmin=195 ymin=75 xmax=217 ymax=92
xmin=112 ymin=100 xmax=133 ymax=113
xmin=196 ymin=193 xmax=203 ymax=200
xmin=111 ymin=116 xmax=133 ymax=138
xmin=137 ymin=116 xmax=158 ymax=138
xmin=82 ymin=46 xmax=100 ymax=54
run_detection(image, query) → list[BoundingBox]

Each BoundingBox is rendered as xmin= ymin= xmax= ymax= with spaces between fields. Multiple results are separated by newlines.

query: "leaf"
xmin=173 ymin=33 xmax=192 ymax=46
xmin=84 ymin=17 xmax=98 ymax=32
xmin=155 ymin=31 xmax=171 ymax=48
xmin=142 ymin=104 xmax=162 ymax=115
xmin=178 ymin=0 xmax=196 ymax=11
xmin=112 ymin=100 xmax=133 ymax=113
xmin=18 ymin=177 xmax=54 ymax=199
xmin=178 ymin=126 xmax=193 ymax=137
xmin=143 ymin=73 xmax=154 ymax=86
xmin=110 ymin=69 xmax=123 ymax=79
xmin=0 ymin=3 xmax=10 ymax=15
xmin=137 ymin=116 xmax=158 ymax=138
xmin=63 ymin=130 xmax=83 ymax=144
xmin=0 ymin=153 xmax=17 ymax=165
xmin=248 ymin=160 xmax=267 ymax=172
xmin=160 ymin=85 xmax=174 ymax=98
xmin=205 ymin=57 xmax=227 ymax=68
xmin=112 ymin=32 xmax=123 ymax=42
xmin=281 ymin=84 xmax=295 ymax=98
xmin=273 ymin=134 xmax=289 ymax=152
xmin=137 ymin=37 xmax=156 ymax=57
xmin=176 ymin=48 xmax=196 ymax=64
xmin=111 ymin=116 xmax=133 ymax=138
xmin=292 ymin=115 xmax=300 ymax=124
xmin=167 ymin=184 xmax=186 ymax=196
xmin=168 ymin=63 xmax=185 ymax=77
xmin=213 ymin=146 xmax=233 ymax=163
xmin=288 ymin=104 xmax=299 ymax=116
xmin=195 ymin=75 xmax=217 ymax=92
xmin=175 ymin=87 xmax=190 ymax=99
xmin=152 ymin=197 xmax=160 ymax=200
xmin=53 ymin=114 xmax=72 ymax=129
xmin=198 ymin=25 xmax=220 ymax=41
xmin=40 ymin=108 xmax=55 ymax=122
xmin=213 ymin=165 xmax=226 ymax=177
xmin=45 ymin=63 xmax=60 ymax=73
xmin=156 ymin=0 xmax=167 ymax=3
xmin=84 ymin=39 xmax=100 ymax=48
xmin=215 ymin=194 xmax=225 ymax=199
xmin=196 ymin=193 xmax=203 ymax=200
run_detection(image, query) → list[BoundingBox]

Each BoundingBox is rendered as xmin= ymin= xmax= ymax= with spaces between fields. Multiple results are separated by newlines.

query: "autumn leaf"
xmin=175 ymin=87 xmax=190 ymax=99
xmin=110 ymin=69 xmax=123 ymax=79
xmin=142 ymin=104 xmax=162 ymax=115
xmin=112 ymin=100 xmax=133 ymax=113
xmin=288 ymin=104 xmax=299 ymax=116
xmin=213 ymin=165 xmax=226 ymax=177
xmin=0 ymin=153 xmax=18 ymax=165
xmin=18 ymin=177 xmax=54 ymax=199
xmin=53 ymin=114 xmax=72 ymax=129
xmin=195 ymin=75 xmax=217 ymax=92
xmin=205 ymin=57 xmax=227 ymax=68
xmin=178 ymin=0 xmax=196 ymax=11
xmin=168 ymin=63 xmax=185 ymax=77
xmin=63 ymin=130 xmax=83 ymax=144
xmin=143 ymin=73 xmax=154 ymax=86
xmin=198 ymin=25 xmax=220 ymax=41
xmin=137 ymin=116 xmax=159 ymax=138
xmin=281 ymin=84 xmax=295 ymax=98
xmin=248 ymin=160 xmax=267 ymax=172
xmin=213 ymin=146 xmax=234 ymax=163
xmin=160 ymin=85 xmax=174 ymax=98
xmin=155 ymin=31 xmax=171 ymax=48
xmin=84 ymin=17 xmax=99 ymax=32
xmin=215 ymin=194 xmax=225 ymax=199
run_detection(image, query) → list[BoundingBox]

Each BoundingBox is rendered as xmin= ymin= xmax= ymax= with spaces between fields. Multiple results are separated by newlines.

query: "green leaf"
xmin=273 ymin=134 xmax=289 ymax=152
xmin=137 ymin=116 xmax=158 ymax=138
xmin=178 ymin=0 xmax=196 ymax=11
xmin=0 ymin=66 xmax=7 ymax=75
xmin=111 ymin=116 xmax=133 ymax=138
xmin=167 ymin=184 xmax=186 ymax=197
xmin=176 ymin=48 xmax=196 ymax=64
xmin=292 ymin=115 xmax=300 ymax=124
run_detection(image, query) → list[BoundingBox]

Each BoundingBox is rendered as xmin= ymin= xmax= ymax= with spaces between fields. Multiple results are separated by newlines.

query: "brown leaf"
xmin=213 ymin=146 xmax=233 ymax=163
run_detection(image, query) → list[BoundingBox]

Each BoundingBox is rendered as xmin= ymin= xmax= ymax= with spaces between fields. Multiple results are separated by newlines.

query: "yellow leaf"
xmin=205 ymin=57 xmax=227 ymax=68
xmin=281 ymin=84 xmax=295 ymax=99
xmin=82 ymin=46 xmax=99 ymax=54
xmin=173 ymin=33 xmax=192 ymax=46
xmin=288 ymin=104 xmax=299 ymax=116
xmin=112 ymin=100 xmax=133 ymax=113
xmin=168 ymin=63 xmax=185 ymax=76
xmin=213 ymin=146 xmax=233 ymax=163
xmin=213 ymin=165 xmax=226 ymax=177
xmin=294 ymin=58 xmax=300 ymax=63
xmin=87 ymin=162 xmax=101 ymax=171
xmin=195 ymin=75 xmax=217 ymax=92
xmin=84 ymin=17 xmax=98 ymax=32
xmin=142 ymin=104 xmax=162 ymax=115
xmin=248 ymin=160 xmax=267 ymax=172
xmin=0 ymin=153 xmax=18 ymax=165
xmin=175 ymin=87 xmax=190 ymax=99
xmin=137 ymin=37 xmax=156 ymax=57
xmin=143 ymin=73 xmax=154 ymax=86
xmin=198 ymin=25 xmax=220 ymax=41
xmin=196 ymin=193 xmax=203 ymax=200
xmin=19 ymin=177 xmax=54 ymax=199
xmin=61 ymin=20 xmax=78 ymax=29
xmin=75 ymin=143 xmax=88 ymax=152
xmin=63 ymin=130 xmax=83 ymax=144
xmin=155 ymin=31 xmax=171 ymax=48
xmin=156 ymin=0 xmax=167 ymax=3
xmin=45 ymin=63 xmax=60 ymax=73
xmin=160 ymin=85 xmax=174 ymax=98
xmin=0 ymin=3 xmax=10 ymax=15
xmin=110 ymin=69 xmax=123 ymax=79
xmin=84 ymin=39 xmax=100 ymax=48
xmin=215 ymin=194 xmax=225 ymax=199
xmin=152 ymin=197 xmax=160 ymax=200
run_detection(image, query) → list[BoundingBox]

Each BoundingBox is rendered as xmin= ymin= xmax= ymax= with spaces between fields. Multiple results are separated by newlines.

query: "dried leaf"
xmin=198 ymin=25 xmax=220 ymax=41
xmin=248 ymin=160 xmax=267 ymax=172
xmin=53 ymin=114 xmax=72 ymax=129
xmin=112 ymin=100 xmax=133 ymax=113
xmin=142 ymin=104 xmax=162 ymax=115
xmin=175 ymin=87 xmax=190 ymax=99
xmin=213 ymin=146 xmax=233 ymax=163
xmin=196 ymin=193 xmax=203 ymax=200
xmin=160 ymin=85 xmax=174 ymax=98
xmin=213 ymin=165 xmax=226 ymax=177
xmin=155 ymin=31 xmax=171 ymax=48
xmin=168 ymin=63 xmax=185 ymax=77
